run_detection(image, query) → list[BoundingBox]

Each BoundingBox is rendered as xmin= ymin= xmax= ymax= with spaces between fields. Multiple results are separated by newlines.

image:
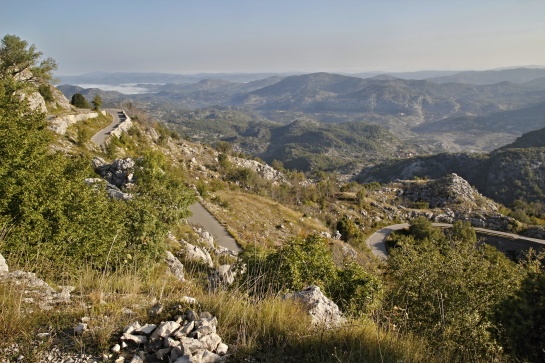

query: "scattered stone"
xmin=0 ymin=270 xmax=72 ymax=310
xmin=181 ymin=241 xmax=214 ymax=268
xmin=182 ymin=296 xmax=198 ymax=305
xmin=123 ymin=321 xmax=141 ymax=334
xmin=186 ymin=309 xmax=198 ymax=322
xmin=165 ymin=251 xmax=185 ymax=282
xmin=148 ymin=303 xmax=164 ymax=317
xmin=136 ymin=323 xmax=157 ymax=335
xmin=178 ymin=321 xmax=195 ymax=336
xmin=121 ymin=333 xmax=148 ymax=345
xmin=341 ymin=244 xmax=357 ymax=259
xmin=216 ymin=343 xmax=228 ymax=356
xmin=74 ymin=323 xmax=88 ymax=335
xmin=152 ymin=321 xmax=180 ymax=338
xmin=122 ymin=307 xmax=136 ymax=316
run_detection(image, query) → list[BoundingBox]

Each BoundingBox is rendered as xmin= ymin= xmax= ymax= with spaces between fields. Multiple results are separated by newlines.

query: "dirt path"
xmin=187 ymin=202 xmax=242 ymax=253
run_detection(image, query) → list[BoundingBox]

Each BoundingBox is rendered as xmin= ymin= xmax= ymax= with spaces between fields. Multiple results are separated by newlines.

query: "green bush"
xmin=38 ymin=84 xmax=54 ymax=102
xmin=70 ymin=93 xmax=90 ymax=108
xmin=238 ymin=235 xmax=382 ymax=315
xmin=493 ymin=252 xmax=545 ymax=362
xmin=386 ymin=220 xmax=520 ymax=361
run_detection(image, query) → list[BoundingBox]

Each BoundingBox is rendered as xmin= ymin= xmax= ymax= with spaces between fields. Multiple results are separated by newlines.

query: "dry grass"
xmin=205 ymin=190 xmax=329 ymax=248
xmin=0 ymin=253 xmax=438 ymax=363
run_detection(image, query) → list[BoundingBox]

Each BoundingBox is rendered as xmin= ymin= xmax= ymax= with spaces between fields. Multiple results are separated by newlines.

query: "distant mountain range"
xmin=57 ymin=67 xmax=545 ymax=86
xmin=56 ymin=67 xmax=545 ymax=179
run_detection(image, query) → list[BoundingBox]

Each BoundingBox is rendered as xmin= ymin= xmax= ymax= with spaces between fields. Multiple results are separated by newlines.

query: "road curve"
xmin=367 ymin=223 xmax=545 ymax=260
xmin=187 ymin=202 xmax=242 ymax=253
xmin=91 ymin=109 xmax=123 ymax=146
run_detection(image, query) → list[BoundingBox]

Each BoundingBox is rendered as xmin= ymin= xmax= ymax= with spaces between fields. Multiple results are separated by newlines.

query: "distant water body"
xmin=76 ymin=84 xmax=151 ymax=94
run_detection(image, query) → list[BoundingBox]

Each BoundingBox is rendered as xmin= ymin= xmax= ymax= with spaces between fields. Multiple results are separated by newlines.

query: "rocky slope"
xmin=357 ymin=146 xmax=545 ymax=207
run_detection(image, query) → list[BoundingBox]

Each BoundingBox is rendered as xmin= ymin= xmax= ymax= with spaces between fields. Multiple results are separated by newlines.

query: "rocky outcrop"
xmin=85 ymin=157 xmax=138 ymax=200
xmin=382 ymin=174 xmax=516 ymax=231
xmin=0 ymin=270 xmax=73 ymax=310
xmin=24 ymin=91 xmax=47 ymax=113
xmin=108 ymin=309 xmax=228 ymax=363
xmin=93 ymin=157 xmax=136 ymax=188
xmin=284 ymin=286 xmax=345 ymax=327
xmin=400 ymin=174 xmax=497 ymax=211
xmin=522 ymin=226 xmax=545 ymax=240
xmin=49 ymin=85 xmax=72 ymax=110
xmin=180 ymin=241 xmax=214 ymax=268
xmin=84 ymin=177 xmax=133 ymax=201
xmin=208 ymin=264 xmax=238 ymax=291
xmin=231 ymin=157 xmax=285 ymax=183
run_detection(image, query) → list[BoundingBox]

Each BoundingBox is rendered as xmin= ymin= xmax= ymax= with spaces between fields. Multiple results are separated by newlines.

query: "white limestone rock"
xmin=284 ymin=285 xmax=345 ymax=327
xmin=165 ymin=251 xmax=185 ymax=282
xmin=181 ymin=241 xmax=214 ymax=268
xmin=0 ymin=253 xmax=8 ymax=273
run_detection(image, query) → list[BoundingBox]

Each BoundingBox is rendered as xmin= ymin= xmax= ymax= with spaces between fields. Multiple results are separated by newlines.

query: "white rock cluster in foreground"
xmin=110 ymin=308 xmax=228 ymax=363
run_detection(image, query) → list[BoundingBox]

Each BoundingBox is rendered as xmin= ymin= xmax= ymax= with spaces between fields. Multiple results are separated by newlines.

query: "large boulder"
xmin=284 ymin=286 xmax=345 ymax=327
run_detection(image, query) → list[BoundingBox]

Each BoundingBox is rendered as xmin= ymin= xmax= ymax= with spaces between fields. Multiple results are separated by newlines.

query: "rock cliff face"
xmin=49 ymin=85 xmax=72 ymax=110
xmin=357 ymin=148 xmax=545 ymax=207
xmin=397 ymin=174 xmax=514 ymax=230
xmin=363 ymin=174 xmax=515 ymax=231
xmin=400 ymin=173 xmax=498 ymax=213
xmin=23 ymin=90 xmax=47 ymax=113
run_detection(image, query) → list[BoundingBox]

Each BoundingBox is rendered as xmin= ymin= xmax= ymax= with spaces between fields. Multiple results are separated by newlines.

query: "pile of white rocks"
xmin=110 ymin=309 xmax=228 ymax=363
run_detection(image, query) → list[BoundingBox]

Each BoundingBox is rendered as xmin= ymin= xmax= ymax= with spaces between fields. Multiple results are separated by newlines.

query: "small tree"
xmin=0 ymin=34 xmax=57 ymax=89
xmin=91 ymin=94 xmax=102 ymax=110
xmin=70 ymin=93 xmax=90 ymax=108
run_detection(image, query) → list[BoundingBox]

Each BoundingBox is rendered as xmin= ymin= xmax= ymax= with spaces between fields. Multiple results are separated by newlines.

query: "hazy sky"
xmin=1 ymin=0 xmax=544 ymax=75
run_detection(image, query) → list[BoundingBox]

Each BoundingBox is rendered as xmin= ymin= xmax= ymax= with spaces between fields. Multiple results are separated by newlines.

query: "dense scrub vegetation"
xmin=386 ymin=217 xmax=545 ymax=361
xmin=0 ymin=35 xmax=194 ymax=276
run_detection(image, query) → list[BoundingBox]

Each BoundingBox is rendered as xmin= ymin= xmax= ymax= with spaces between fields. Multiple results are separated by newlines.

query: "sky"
xmin=1 ymin=0 xmax=544 ymax=75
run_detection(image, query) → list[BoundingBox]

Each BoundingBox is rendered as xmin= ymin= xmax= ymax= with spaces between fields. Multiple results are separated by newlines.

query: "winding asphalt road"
xmin=367 ymin=223 xmax=545 ymax=260
xmin=91 ymin=108 xmax=124 ymax=146
xmin=90 ymin=110 xmax=240 ymax=253
xmin=187 ymin=202 xmax=242 ymax=253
